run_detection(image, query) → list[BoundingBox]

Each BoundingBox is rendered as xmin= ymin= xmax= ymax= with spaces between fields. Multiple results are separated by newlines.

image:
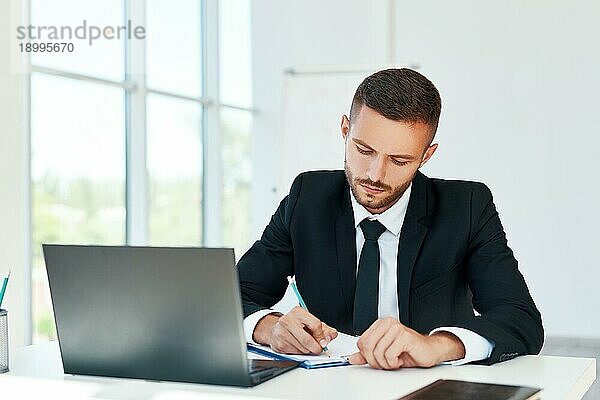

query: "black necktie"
xmin=353 ymin=218 xmax=387 ymax=335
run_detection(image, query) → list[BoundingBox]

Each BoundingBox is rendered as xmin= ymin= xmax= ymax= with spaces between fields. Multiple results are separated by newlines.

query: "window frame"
xmin=26 ymin=0 xmax=255 ymax=343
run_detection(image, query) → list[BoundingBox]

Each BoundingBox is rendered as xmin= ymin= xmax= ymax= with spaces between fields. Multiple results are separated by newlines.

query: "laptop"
xmin=42 ymin=244 xmax=299 ymax=387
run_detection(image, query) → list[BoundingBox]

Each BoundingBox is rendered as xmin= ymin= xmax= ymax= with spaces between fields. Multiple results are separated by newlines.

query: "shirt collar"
xmin=350 ymin=183 xmax=412 ymax=236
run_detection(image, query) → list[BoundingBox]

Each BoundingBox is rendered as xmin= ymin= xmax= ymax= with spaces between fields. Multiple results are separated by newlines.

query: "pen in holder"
xmin=0 ymin=309 xmax=8 ymax=373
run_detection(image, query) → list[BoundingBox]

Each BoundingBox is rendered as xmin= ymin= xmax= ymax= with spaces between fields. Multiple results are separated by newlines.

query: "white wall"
xmin=392 ymin=0 xmax=600 ymax=339
xmin=250 ymin=0 xmax=393 ymax=236
xmin=252 ymin=0 xmax=600 ymax=338
xmin=0 ymin=0 xmax=30 ymax=349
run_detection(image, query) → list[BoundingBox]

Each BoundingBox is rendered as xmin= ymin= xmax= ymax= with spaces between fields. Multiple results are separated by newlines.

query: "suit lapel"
xmin=334 ymin=185 xmax=357 ymax=317
xmin=397 ymin=171 xmax=435 ymax=326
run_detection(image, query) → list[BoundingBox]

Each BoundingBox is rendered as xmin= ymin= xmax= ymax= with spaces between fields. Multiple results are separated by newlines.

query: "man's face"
xmin=341 ymin=105 xmax=438 ymax=214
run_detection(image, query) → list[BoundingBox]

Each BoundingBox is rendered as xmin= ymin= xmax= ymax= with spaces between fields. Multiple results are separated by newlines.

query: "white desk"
xmin=0 ymin=341 xmax=596 ymax=400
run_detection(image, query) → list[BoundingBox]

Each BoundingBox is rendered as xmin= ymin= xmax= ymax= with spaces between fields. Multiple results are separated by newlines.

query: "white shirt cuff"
xmin=243 ymin=309 xmax=279 ymax=344
xmin=429 ymin=326 xmax=494 ymax=365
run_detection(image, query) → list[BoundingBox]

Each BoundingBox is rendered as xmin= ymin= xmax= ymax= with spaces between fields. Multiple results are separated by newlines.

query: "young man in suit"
xmin=237 ymin=68 xmax=543 ymax=370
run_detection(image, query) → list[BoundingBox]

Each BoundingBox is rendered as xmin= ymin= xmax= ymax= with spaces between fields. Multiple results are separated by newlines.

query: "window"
xmin=29 ymin=0 xmax=253 ymax=343
xmin=219 ymin=0 xmax=253 ymax=254
xmin=30 ymin=74 xmax=126 ymax=342
xmin=146 ymin=94 xmax=203 ymax=246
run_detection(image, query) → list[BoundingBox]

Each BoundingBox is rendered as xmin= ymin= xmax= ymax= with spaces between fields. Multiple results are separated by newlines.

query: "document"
xmin=247 ymin=332 xmax=359 ymax=369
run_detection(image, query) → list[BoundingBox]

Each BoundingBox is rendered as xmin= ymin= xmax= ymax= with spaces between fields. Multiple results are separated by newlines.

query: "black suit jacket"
xmin=237 ymin=170 xmax=544 ymax=365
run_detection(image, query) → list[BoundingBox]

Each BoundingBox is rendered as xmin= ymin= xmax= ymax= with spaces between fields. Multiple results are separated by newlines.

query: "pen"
xmin=287 ymin=275 xmax=329 ymax=353
xmin=0 ymin=270 xmax=10 ymax=308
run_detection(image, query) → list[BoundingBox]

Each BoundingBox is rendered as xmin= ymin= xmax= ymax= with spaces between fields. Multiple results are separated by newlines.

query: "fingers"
xmin=285 ymin=319 xmax=323 ymax=353
xmin=270 ymin=307 xmax=339 ymax=355
xmin=357 ymin=318 xmax=438 ymax=369
xmin=322 ymin=323 xmax=338 ymax=342
xmin=348 ymin=352 xmax=366 ymax=365
xmin=372 ymin=328 xmax=401 ymax=369
xmin=276 ymin=307 xmax=327 ymax=354
xmin=270 ymin=326 xmax=312 ymax=354
xmin=356 ymin=317 xmax=410 ymax=370
xmin=290 ymin=306 xmax=326 ymax=342
xmin=357 ymin=318 xmax=394 ymax=369
xmin=292 ymin=307 xmax=338 ymax=349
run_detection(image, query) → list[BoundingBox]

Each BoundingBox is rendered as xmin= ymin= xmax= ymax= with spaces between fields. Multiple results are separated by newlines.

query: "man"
xmin=237 ymin=68 xmax=543 ymax=370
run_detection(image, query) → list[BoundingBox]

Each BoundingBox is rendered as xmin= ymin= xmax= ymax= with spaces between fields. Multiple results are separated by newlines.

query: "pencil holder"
xmin=0 ymin=309 xmax=8 ymax=373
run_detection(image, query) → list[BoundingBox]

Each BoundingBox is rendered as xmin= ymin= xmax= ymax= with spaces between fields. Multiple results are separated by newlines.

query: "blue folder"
xmin=247 ymin=343 xmax=350 ymax=369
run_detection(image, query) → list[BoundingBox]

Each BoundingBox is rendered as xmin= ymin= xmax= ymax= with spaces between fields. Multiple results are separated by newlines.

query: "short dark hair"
xmin=349 ymin=68 xmax=442 ymax=140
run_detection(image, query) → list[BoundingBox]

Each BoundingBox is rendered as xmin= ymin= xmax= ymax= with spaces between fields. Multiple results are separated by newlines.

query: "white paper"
xmin=249 ymin=332 xmax=359 ymax=365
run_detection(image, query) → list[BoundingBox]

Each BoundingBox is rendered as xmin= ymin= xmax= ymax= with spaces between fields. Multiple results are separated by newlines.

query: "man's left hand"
xmin=348 ymin=317 xmax=466 ymax=369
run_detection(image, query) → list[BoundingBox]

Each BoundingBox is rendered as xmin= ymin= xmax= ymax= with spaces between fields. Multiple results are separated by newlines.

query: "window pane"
xmin=30 ymin=0 xmax=125 ymax=81
xmin=146 ymin=0 xmax=202 ymax=98
xmin=219 ymin=0 xmax=252 ymax=107
xmin=221 ymin=108 xmax=252 ymax=256
xmin=31 ymin=73 xmax=126 ymax=343
xmin=147 ymin=94 xmax=203 ymax=246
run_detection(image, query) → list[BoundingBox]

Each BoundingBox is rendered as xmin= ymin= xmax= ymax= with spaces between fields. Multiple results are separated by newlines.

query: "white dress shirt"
xmin=244 ymin=184 xmax=493 ymax=365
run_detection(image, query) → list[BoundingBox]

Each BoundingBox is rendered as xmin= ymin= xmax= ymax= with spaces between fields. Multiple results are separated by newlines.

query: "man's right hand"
xmin=252 ymin=306 xmax=338 ymax=354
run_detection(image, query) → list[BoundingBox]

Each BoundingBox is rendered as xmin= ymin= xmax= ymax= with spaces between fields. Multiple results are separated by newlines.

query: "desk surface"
xmin=0 ymin=341 xmax=596 ymax=400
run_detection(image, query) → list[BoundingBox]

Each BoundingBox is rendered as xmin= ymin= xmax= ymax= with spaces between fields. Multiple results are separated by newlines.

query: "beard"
xmin=344 ymin=160 xmax=412 ymax=213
